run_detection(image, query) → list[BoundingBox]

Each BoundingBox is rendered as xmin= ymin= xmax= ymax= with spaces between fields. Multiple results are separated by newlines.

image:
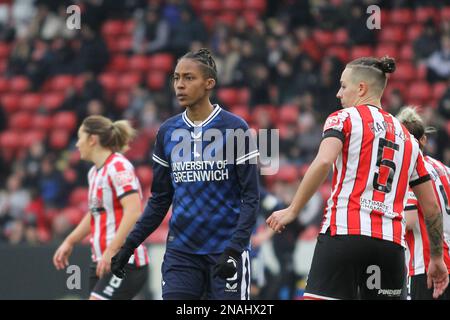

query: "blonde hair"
xmin=396 ymin=106 xmax=425 ymax=140
xmin=81 ymin=115 xmax=136 ymax=153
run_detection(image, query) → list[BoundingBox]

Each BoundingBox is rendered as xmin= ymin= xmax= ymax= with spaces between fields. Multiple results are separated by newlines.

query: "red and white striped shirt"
xmin=88 ymin=152 xmax=149 ymax=266
xmin=405 ymin=156 xmax=450 ymax=276
xmin=320 ymin=105 xmax=430 ymax=247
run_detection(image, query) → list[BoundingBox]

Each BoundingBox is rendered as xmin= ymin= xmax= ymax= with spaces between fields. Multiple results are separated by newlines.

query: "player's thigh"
xmin=359 ymin=239 xmax=405 ymax=300
xmin=90 ymin=264 xmax=148 ymax=300
xmin=304 ymin=233 xmax=360 ymax=300
xmin=161 ymin=248 xmax=207 ymax=300
xmin=207 ymin=250 xmax=251 ymax=300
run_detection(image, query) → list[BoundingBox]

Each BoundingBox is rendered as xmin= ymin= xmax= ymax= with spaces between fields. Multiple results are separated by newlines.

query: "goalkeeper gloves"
xmin=213 ymin=247 xmax=241 ymax=279
xmin=111 ymin=244 xmax=134 ymax=279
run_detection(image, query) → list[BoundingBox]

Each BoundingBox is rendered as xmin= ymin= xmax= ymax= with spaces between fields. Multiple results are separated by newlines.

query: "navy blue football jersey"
xmin=127 ymin=105 xmax=260 ymax=254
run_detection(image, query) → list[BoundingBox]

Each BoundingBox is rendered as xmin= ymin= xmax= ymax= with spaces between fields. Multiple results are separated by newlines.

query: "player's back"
xmin=321 ymin=104 xmax=428 ymax=246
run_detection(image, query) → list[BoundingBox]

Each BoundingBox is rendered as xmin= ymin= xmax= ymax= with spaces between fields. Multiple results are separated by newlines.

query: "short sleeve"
xmin=235 ymin=121 xmax=259 ymax=165
xmin=322 ymin=110 xmax=350 ymax=143
xmin=110 ymin=161 xmax=140 ymax=200
xmin=405 ymin=188 xmax=418 ymax=211
xmin=409 ymin=150 xmax=431 ymax=187
xmin=152 ymin=128 xmax=170 ymax=168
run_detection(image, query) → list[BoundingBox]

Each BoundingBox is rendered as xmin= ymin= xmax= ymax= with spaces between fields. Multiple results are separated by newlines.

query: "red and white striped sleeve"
xmin=405 ymin=188 xmax=418 ymax=211
xmin=322 ymin=109 xmax=351 ymax=143
xmin=109 ymin=159 xmax=140 ymax=200
xmin=409 ymin=149 xmax=431 ymax=187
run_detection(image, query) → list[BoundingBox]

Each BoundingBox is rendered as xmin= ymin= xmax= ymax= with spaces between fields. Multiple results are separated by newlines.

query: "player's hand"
xmin=266 ymin=207 xmax=297 ymax=233
xmin=213 ymin=248 xmax=240 ymax=279
xmin=427 ymin=257 xmax=449 ymax=299
xmin=96 ymin=248 xmax=117 ymax=278
xmin=111 ymin=245 xmax=134 ymax=279
xmin=53 ymin=241 xmax=73 ymax=270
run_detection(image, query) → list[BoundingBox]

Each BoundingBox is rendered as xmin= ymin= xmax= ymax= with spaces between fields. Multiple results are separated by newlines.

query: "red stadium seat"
xmin=136 ymin=166 xmax=153 ymax=188
xmin=223 ymin=0 xmax=243 ymax=11
xmin=53 ymin=111 xmax=77 ymax=131
xmin=399 ymin=44 xmax=413 ymax=61
xmin=69 ymin=187 xmax=89 ymax=207
xmin=313 ymin=30 xmax=334 ymax=48
xmin=32 ymin=114 xmax=52 ymax=132
xmin=238 ymin=88 xmax=250 ymax=105
xmin=0 ymin=130 xmax=20 ymax=149
xmin=407 ymin=24 xmax=423 ymax=42
xmin=275 ymin=165 xmax=299 ymax=183
xmin=350 ymin=46 xmax=374 ymax=61
xmin=1 ymin=93 xmax=20 ymax=113
xmin=146 ymin=71 xmax=167 ymax=91
xmin=333 ymin=28 xmax=348 ymax=45
xmin=379 ymin=26 xmax=405 ymax=43
xmin=433 ymin=82 xmax=448 ymax=101
xmin=407 ymin=82 xmax=431 ymax=103
xmin=200 ymin=0 xmax=222 ymax=12
xmin=217 ymin=88 xmax=240 ymax=106
xmin=279 ymin=104 xmax=299 ymax=124
xmin=115 ymin=90 xmax=130 ymax=110
xmin=217 ymin=12 xmax=237 ymax=26
xmin=116 ymin=36 xmax=133 ymax=52
xmin=41 ymin=92 xmax=65 ymax=111
xmin=9 ymin=112 xmax=32 ymax=130
xmin=99 ymin=72 xmax=120 ymax=92
xmin=391 ymin=62 xmax=416 ymax=82
xmin=244 ymin=0 xmax=266 ymax=13
xmin=375 ymin=44 xmax=399 ymax=60
xmin=123 ymin=19 xmax=135 ymax=35
xmin=49 ymin=129 xmax=70 ymax=150
xmin=415 ymin=7 xmax=438 ymax=23
xmin=442 ymin=7 xmax=450 ymax=21
xmin=62 ymin=207 xmax=84 ymax=225
xmin=389 ymin=8 xmax=414 ymax=25
xmin=9 ymin=76 xmax=30 ymax=92
xmin=20 ymin=93 xmax=42 ymax=112
xmin=0 ymin=77 xmax=9 ymax=92
xmin=101 ymin=20 xmax=125 ymax=38
xmin=148 ymin=53 xmax=174 ymax=73
xmin=0 ymin=42 xmax=10 ymax=59
xmin=201 ymin=14 xmax=216 ymax=32
xmin=243 ymin=10 xmax=259 ymax=27
xmin=106 ymin=55 xmax=128 ymax=72
xmin=118 ymin=72 xmax=141 ymax=90
xmin=327 ymin=46 xmax=349 ymax=63
xmin=253 ymin=104 xmax=278 ymax=124
xmin=229 ymin=105 xmax=251 ymax=122
xmin=21 ymin=130 xmax=45 ymax=148
xmin=128 ymin=55 xmax=150 ymax=71
xmin=50 ymin=75 xmax=74 ymax=91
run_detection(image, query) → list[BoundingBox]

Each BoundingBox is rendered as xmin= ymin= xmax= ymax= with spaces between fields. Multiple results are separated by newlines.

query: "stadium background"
xmin=0 ymin=0 xmax=449 ymax=299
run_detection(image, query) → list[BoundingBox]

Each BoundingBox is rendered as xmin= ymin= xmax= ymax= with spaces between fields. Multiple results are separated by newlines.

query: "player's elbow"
xmin=315 ymin=156 xmax=334 ymax=169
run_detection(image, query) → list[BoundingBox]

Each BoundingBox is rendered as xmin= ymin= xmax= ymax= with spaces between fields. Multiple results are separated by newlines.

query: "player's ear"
xmin=358 ymin=81 xmax=368 ymax=97
xmin=88 ymin=134 xmax=98 ymax=147
xmin=205 ymin=78 xmax=216 ymax=91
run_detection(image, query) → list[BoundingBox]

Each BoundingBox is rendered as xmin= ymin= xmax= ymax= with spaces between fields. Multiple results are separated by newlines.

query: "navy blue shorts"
xmin=161 ymin=248 xmax=251 ymax=300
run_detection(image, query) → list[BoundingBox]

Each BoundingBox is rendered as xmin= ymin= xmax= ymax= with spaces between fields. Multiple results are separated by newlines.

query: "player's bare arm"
xmin=97 ymin=192 xmax=141 ymax=278
xmin=267 ymin=136 xmax=342 ymax=232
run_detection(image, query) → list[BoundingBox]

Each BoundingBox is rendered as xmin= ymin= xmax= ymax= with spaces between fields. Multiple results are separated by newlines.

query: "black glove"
xmin=111 ymin=245 xmax=134 ymax=279
xmin=213 ymin=248 xmax=241 ymax=279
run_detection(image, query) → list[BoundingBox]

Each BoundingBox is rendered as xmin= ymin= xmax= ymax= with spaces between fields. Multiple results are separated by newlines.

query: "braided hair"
xmin=180 ymin=48 xmax=218 ymax=83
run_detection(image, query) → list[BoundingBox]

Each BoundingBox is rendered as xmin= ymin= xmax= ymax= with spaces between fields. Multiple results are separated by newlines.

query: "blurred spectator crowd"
xmin=0 ymin=0 xmax=449 ymax=249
